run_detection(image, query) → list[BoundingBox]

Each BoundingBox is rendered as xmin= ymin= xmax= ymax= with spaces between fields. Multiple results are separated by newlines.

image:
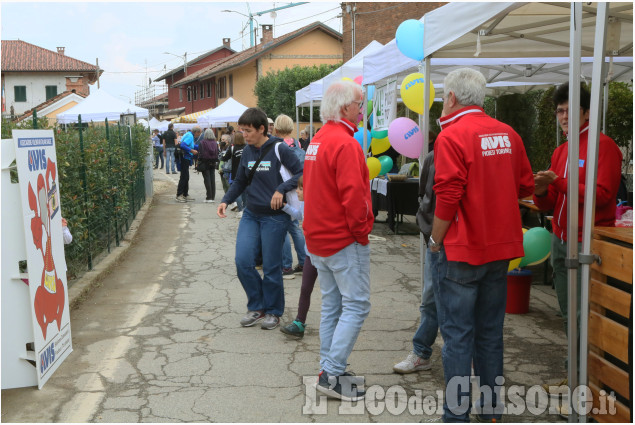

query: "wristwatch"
xmin=428 ymin=235 xmax=442 ymax=249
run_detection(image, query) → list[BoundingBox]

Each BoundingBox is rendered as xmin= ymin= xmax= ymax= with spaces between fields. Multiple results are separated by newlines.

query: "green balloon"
xmin=371 ymin=128 xmax=388 ymax=139
xmin=367 ymin=100 xmax=374 ymax=116
xmin=519 ymin=227 xmax=551 ymax=267
xmin=378 ymin=155 xmax=393 ymax=175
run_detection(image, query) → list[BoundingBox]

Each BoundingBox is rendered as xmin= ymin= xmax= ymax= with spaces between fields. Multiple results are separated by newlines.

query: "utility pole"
xmin=96 ymin=58 xmax=100 ymax=89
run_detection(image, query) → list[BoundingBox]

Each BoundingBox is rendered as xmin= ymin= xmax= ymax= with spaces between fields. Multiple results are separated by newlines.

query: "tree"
xmin=254 ymin=63 xmax=340 ymax=121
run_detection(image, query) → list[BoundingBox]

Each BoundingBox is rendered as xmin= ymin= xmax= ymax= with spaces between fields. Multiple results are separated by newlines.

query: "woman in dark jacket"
xmin=222 ymin=132 xmax=246 ymax=214
xmin=199 ymin=129 xmax=219 ymax=202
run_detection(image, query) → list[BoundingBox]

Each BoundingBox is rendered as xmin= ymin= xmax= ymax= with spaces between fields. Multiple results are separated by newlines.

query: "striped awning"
xmin=173 ymin=107 xmax=214 ymax=123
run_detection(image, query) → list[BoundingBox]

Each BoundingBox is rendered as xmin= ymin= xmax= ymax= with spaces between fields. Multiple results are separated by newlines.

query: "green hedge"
xmin=3 ymin=117 xmax=150 ymax=280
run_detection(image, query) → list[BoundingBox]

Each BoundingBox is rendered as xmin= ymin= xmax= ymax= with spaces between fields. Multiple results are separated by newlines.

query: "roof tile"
xmin=1 ymin=40 xmax=101 ymax=72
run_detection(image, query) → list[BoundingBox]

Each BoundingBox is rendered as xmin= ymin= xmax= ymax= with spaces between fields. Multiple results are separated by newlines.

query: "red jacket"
xmin=303 ymin=119 xmax=374 ymax=257
xmin=434 ymin=106 xmax=534 ymax=265
xmin=533 ymin=122 xmax=622 ymax=242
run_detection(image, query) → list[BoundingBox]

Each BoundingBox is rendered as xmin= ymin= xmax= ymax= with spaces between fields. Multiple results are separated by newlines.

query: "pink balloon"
xmin=388 ymin=117 xmax=423 ymax=159
xmin=353 ymin=75 xmax=363 ymax=85
xmin=357 ymin=113 xmax=363 ymax=124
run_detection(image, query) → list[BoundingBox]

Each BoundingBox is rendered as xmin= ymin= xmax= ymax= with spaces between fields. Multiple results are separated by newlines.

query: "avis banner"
xmin=13 ymin=130 xmax=72 ymax=389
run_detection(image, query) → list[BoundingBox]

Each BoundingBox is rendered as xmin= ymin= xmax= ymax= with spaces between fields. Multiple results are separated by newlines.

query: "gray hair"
xmin=203 ymin=128 xmax=216 ymax=140
xmin=192 ymin=125 xmax=202 ymax=134
xmin=320 ymin=80 xmax=362 ymax=122
xmin=443 ymin=68 xmax=486 ymax=107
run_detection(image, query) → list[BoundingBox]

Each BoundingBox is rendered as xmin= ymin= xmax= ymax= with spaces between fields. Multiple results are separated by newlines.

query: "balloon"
xmin=367 ymin=85 xmax=375 ymax=101
xmin=367 ymin=157 xmax=381 ymax=180
xmin=388 ymin=117 xmax=423 ymax=159
xmin=353 ymin=75 xmax=363 ymax=85
xmin=371 ymin=128 xmax=388 ymax=139
xmin=367 ymin=100 xmax=374 ymax=117
xmin=368 ymin=113 xmax=374 ymax=129
xmin=342 ymin=77 xmax=353 ymax=82
xmin=354 ymin=127 xmax=371 ymax=151
xmin=378 ymin=155 xmax=393 ymax=175
xmin=357 ymin=113 xmax=364 ymax=125
xmin=371 ymin=136 xmax=391 ymax=155
xmin=518 ymin=227 xmax=552 ymax=267
xmin=400 ymin=73 xmax=436 ymax=114
xmin=396 ymin=19 xmax=425 ymax=61
xmin=508 ymin=257 xmax=522 ymax=272
xmin=527 ymin=252 xmax=551 ymax=267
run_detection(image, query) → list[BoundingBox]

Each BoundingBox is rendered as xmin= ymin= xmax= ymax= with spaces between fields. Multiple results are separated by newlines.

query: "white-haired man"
xmin=428 ymin=68 xmax=534 ymax=421
xmin=303 ymin=80 xmax=374 ymax=402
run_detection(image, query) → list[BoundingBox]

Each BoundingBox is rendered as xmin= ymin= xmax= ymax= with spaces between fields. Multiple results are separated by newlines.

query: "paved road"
xmin=2 ymin=170 xmax=568 ymax=422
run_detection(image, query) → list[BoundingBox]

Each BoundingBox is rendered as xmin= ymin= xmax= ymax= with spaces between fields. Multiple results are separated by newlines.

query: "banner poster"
xmin=372 ymin=79 xmax=398 ymax=131
xmin=12 ymin=130 xmax=72 ymax=389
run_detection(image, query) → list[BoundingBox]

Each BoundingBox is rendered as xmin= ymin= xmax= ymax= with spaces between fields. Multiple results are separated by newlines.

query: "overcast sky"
xmin=1 ymin=1 xmax=342 ymax=102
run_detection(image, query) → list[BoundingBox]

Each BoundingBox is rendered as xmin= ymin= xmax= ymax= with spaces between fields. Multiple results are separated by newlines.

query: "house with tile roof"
xmin=14 ymin=90 xmax=87 ymax=126
xmin=154 ymin=40 xmax=236 ymax=116
xmin=1 ymin=40 xmax=102 ymax=117
xmin=167 ymin=22 xmax=342 ymax=115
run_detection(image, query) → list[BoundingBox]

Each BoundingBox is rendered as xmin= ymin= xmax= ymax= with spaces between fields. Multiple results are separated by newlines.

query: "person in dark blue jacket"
xmin=217 ymin=108 xmax=303 ymax=330
xmin=176 ymin=126 xmax=200 ymax=203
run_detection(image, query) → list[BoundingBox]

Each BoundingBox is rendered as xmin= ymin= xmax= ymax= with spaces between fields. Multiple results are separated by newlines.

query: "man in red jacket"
xmin=303 ymin=80 xmax=374 ymax=402
xmin=534 ymin=83 xmax=622 ymax=393
xmin=428 ymin=68 xmax=534 ymax=422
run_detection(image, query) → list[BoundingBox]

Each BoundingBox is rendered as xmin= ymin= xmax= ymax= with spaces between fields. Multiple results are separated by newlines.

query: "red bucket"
xmin=506 ymin=270 xmax=532 ymax=314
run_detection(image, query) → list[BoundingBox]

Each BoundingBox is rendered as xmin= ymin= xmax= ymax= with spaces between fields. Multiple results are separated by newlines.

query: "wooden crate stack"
xmin=588 ymin=227 xmax=632 ymax=422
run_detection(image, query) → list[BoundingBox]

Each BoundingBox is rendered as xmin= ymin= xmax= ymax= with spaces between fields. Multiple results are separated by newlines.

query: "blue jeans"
xmin=154 ymin=146 xmax=164 ymax=168
xmin=282 ymin=219 xmax=306 ymax=269
xmin=165 ymin=148 xmax=176 ymax=173
xmin=429 ymin=248 xmax=507 ymax=422
xmin=235 ymin=208 xmax=290 ymax=316
xmin=412 ymin=248 xmax=438 ymax=359
xmin=310 ymin=242 xmax=371 ymax=376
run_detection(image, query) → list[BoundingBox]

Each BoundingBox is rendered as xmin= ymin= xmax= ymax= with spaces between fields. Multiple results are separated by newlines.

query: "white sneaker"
xmin=176 ymin=195 xmax=187 ymax=203
xmin=393 ymin=352 xmax=432 ymax=374
xmin=204 ymin=199 xmax=215 ymax=203
xmin=236 ymin=211 xmax=243 ymax=218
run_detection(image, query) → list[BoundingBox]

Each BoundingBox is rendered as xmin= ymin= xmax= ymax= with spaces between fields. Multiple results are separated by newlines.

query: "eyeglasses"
xmin=555 ymin=107 xmax=582 ymax=117
xmin=350 ymin=100 xmax=363 ymax=109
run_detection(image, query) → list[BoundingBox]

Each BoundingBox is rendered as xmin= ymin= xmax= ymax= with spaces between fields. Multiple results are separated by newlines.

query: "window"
xmin=45 ymin=85 xmax=58 ymax=100
xmin=207 ymin=81 xmax=212 ymax=98
xmin=217 ymin=77 xmax=227 ymax=99
xmin=193 ymin=85 xmax=197 ymax=101
xmin=14 ymin=86 xmax=26 ymax=102
xmin=179 ymin=88 xmax=183 ymax=102
xmin=186 ymin=87 xmax=191 ymax=102
xmin=200 ymin=84 xmax=204 ymax=99
xmin=229 ymin=75 xmax=233 ymax=97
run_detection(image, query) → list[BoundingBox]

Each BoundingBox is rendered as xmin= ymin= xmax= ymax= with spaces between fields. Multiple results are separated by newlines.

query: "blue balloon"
xmin=368 ymin=113 xmax=373 ymax=129
xmin=367 ymin=85 xmax=375 ymax=101
xmin=354 ymin=128 xmax=371 ymax=150
xmin=396 ymin=19 xmax=425 ymax=61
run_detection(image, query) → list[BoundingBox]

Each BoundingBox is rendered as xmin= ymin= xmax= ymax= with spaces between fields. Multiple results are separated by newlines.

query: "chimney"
xmin=222 ymin=38 xmax=231 ymax=49
xmin=57 ymin=47 xmax=65 ymax=55
xmin=260 ymin=25 xmax=273 ymax=45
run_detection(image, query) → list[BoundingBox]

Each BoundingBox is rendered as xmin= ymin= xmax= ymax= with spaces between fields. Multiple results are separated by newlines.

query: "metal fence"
xmin=12 ymin=111 xmax=151 ymax=281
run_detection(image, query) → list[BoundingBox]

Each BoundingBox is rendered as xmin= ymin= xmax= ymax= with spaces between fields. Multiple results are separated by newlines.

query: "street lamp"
xmin=163 ymin=51 xmax=188 ymax=76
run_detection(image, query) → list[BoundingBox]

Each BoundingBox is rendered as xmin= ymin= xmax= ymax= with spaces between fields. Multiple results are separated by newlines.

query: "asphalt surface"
xmin=1 ymin=168 xmax=568 ymax=422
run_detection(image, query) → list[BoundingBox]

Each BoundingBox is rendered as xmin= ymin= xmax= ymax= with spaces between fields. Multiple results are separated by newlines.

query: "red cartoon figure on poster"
xmin=27 ymin=157 xmax=65 ymax=340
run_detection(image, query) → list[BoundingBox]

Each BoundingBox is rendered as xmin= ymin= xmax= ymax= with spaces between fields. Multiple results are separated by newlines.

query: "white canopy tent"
xmin=56 ymin=89 xmax=149 ymax=124
xmin=149 ymin=117 xmax=171 ymax=131
xmin=197 ymin=97 xmax=249 ymax=126
xmin=359 ymin=3 xmax=632 ymax=422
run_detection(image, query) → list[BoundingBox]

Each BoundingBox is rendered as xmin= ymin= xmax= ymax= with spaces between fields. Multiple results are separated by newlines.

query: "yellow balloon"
xmin=342 ymin=77 xmax=353 ymax=82
xmin=367 ymin=157 xmax=381 ymax=180
xmin=527 ymin=252 xmax=551 ymax=267
xmin=508 ymin=257 xmax=522 ymax=272
xmin=371 ymin=137 xmax=391 ymax=155
xmin=400 ymin=73 xmax=435 ymax=114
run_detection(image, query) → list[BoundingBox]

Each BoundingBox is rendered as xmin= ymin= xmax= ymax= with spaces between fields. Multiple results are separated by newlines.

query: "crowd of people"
xmin=149 ymin=70 xmax=623 ymax=422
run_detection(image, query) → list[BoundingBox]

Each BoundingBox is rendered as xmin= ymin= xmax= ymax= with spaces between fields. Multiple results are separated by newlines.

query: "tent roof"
xmin=363 ymin=2 xmax=633 ymax=86
xmin=173 ymin=107 xmax=214 ymax=123
xmin=56 ymin=89 xmax=149 ymax=124
xmin=295 ymin=40 xmax=384 ymax=107
xmin=197 ymin=97 xmax=249 ymax=125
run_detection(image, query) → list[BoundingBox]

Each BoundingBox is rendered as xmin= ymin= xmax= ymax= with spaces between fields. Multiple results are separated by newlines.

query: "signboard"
xmin=12 ymin=130 xmax=72 ymax=388
xmin=372 ymin=79 xmax=398 ymax=131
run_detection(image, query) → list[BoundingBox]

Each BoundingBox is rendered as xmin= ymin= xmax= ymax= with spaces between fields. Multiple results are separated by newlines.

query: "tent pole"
xmin=295 ymin=106 xmax=300 ymax=141
xmin=566 ymin=3 xmax=582 ymax=423
xmin=579 ymin=4 xmax=609 ymax=423
xmin=420 ymin=57 xmax=431 ymax=324
xmin=363 ymin=85 xmax=368 ymax=153
xmin=309 ymin=99 xmax=314 ymax=142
